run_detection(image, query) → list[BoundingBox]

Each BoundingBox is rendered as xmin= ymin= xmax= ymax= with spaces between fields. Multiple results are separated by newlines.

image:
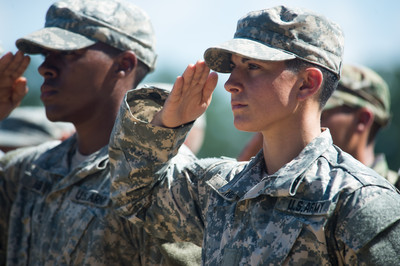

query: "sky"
xmin=1 ymin=0 xmax=400 ymax=97
xmin=2 ymin=0 xmax=400 ymax=73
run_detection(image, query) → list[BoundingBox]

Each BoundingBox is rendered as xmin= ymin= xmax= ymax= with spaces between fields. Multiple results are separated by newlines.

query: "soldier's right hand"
xmin=0 ymin=51 xmax=30 ymax=120
xmin=151 ymin=60 xmax=218 ymax=128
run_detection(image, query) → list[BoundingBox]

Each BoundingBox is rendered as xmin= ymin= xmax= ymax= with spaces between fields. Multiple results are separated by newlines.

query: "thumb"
xmin=11 ymin=77 xmax=28 ymax=106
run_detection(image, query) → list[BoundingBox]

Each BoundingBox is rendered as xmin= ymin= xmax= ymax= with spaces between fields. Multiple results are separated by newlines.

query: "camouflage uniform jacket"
xmin=110 ymin=88 xmax=400 ymax=265
xmin=370 ymin=153 xmax=400 ymax=189
xmin=0 ymin=134 xmax=177 ymax=266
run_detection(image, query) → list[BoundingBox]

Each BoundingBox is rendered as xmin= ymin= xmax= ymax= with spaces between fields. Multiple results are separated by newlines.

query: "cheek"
xmin=271 ymin=77 xmax=296 ymax=106
xmin=321 ymin=115 xmax=343 ymax=132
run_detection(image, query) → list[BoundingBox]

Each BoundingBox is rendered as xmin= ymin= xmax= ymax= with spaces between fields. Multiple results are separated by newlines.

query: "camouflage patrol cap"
xmin=204 ymin=5 xmax=344 ymax=76
xmin=15 ymin=0 xmax=157 ymax=71
xmin=324 ymin=64 xmax=391 ymax=126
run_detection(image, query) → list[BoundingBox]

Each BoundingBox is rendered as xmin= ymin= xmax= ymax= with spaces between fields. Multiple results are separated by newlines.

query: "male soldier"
xmin=321 ymin=64 xmax=399 ymax=188
xmin=0 ymin=0 xmax=200 ymax=265
xmin=109 ymin=5 xmax=400 ymax=264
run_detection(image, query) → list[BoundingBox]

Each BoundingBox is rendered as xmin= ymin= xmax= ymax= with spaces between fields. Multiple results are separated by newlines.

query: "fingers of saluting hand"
xmin=188 ymin=61 xmax=208 ymax=93
xmin=180 ymin=63 xmax=196 ymax=94
xmin=178 ymin=61 xmax=214 ymax=102
xmin=170 ymin=61 xmax=211 ymax=101
xmin=202 ymin=71 xmax=218 ymax=103
xmin=0 ymin=51 xmax=30 ymax=81
xmin=12 ymin=77 xmax=28 ymax=100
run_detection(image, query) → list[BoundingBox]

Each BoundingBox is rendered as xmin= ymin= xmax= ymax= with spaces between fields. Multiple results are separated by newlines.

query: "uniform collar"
xmin=220 ymin=129 xmax=333 ymax=200
xmin=29 ymin=134 xmax=109 ymax=191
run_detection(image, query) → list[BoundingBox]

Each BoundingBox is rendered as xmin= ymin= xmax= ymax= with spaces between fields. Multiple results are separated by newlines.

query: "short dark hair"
xmin=133 ymin=60 xmax=150 ymax=88
xmin=100 ymin=42 xmax=150 ymax=88
xmin=285 ymin=58 xmax=339 ymax=108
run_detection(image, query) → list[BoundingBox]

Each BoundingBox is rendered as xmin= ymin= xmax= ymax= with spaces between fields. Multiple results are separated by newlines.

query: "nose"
xmin=38 ymin=56 xmax=58 ymax=79
xmin=224 ymin=71 xmax=242 ymax=94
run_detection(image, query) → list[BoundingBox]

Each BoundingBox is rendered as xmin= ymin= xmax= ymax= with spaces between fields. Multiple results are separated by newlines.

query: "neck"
xmin=261 ymin=111 xmax=321 ymax=175
xmin=74 ymin=108 xmax=118 ymax=155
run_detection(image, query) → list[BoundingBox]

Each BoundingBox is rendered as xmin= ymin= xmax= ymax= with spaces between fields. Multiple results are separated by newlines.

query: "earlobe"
xmin=356 ymin=108 xmax=374 ymax=132
xmin=297 ymin=68 xmax=323 ymax=101
xmin=117 ymin=70 xmax=125 ymax=78
xmin=117 ymin=51 xmax=137 ymax=75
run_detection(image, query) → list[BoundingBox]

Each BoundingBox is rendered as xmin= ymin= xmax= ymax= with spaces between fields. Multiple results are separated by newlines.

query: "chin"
xmin=44 ymin=107 xmax=64 ymax=123
xmin=233 ymin=120 xmax=256 ymax=133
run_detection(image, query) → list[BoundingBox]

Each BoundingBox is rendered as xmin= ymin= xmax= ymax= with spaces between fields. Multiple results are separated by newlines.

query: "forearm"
xmin=109 ymin=88 xmax=206 ymax=242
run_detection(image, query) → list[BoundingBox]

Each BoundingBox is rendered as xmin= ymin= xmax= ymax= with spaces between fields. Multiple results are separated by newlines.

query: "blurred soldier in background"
xmin=0 ymin=106 xmax=74 ymax=155
xmin=321 ymin=64 xmax=399 ymax=188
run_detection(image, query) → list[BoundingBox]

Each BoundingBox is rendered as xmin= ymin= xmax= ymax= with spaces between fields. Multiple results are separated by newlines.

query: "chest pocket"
xmin=16 ymin=178 xmax=102 ymax=264
xmin=49 ymin=187 xmax=110 ymax=265
xmin=205 ymin=200 xmax=304 ymax=266
xmin=53 ymin=204 xmax=96 ymax=265
xmin=208 ymin=196 xmax=332 ymax=265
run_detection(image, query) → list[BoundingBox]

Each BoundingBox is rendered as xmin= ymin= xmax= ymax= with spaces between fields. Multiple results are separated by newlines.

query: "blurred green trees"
xmin=375 ymin=67 xmax=400 ymax=170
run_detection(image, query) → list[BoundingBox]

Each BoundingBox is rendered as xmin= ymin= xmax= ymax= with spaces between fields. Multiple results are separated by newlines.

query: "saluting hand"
xmin=152 ymin=60 xmax=218 ymax=128
xmin=0 ymin=51 xmax=30 ymax=120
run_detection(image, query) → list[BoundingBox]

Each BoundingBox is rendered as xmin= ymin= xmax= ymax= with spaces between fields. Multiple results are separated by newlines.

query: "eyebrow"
xmin=231 ymin=56 xmax=250 ymax=63
xmin=241 ymin=57 xmax=250 ymax=63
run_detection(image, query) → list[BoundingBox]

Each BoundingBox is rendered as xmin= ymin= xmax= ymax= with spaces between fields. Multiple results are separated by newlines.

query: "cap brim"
xmin=204 ymin=38 xmax=296 ymax=73
xmin=16 ymin=27 xmax=96 ymax=54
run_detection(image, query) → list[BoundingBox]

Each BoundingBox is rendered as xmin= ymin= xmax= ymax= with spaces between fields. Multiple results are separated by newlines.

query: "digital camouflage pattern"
xmin=324 ymin=64 xmax=391 ymax=126
xmin=16 ymin=0 xmax=157 ymax=70
xmin=0 ymin=134 xmax=201 ymax=265
xmin=204 ymin=5 xmax=344 ymax=76
xmin=110 ymin=87 xmax=400 ymax=265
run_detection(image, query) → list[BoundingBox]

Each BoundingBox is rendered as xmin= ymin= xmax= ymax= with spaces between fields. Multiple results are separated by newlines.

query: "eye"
xmin=40 ymin=50 xmax=78 ymax=59
xmin=247 ymin=63 xmax=260 ymax=70
xmin=60 ymin=50 xmax=77 ymax=56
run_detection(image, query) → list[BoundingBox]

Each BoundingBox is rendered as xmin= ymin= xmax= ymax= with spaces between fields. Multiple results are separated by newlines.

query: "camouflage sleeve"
xmin=0 ymin=142 xmax=59 ymax=264
xmin=0 ymin=153 xmax=17 ymax=264
xmin=1 ymin=147 xmax=36 ymax=263
xmin=334 ymin=185 xmax=400 ymax=264
xmin=109 ymin=87 xmax=207 ymax=244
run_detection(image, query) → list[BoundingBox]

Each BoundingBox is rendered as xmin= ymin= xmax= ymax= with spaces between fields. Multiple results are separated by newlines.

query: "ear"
xmin=116 ymin=51 xmax=137 ymax=78
xmin=355 ymin=107 xmax=374 ymax=132
xmin=297 ymin=67 xmax=323 ymax=101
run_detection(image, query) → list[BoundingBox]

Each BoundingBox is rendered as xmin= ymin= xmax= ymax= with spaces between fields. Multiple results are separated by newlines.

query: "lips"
xmin=40 ymin=84 xmax=58 ymax=101
xmin=231 ymin=100 xmax=247 ymax=110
